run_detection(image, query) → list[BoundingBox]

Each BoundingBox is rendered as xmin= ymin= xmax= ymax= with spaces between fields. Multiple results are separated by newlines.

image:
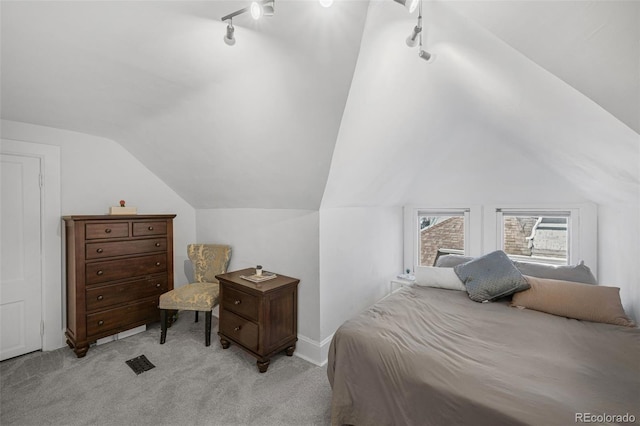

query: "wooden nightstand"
xmin=215 ymin=268 xmax=299 ymax=373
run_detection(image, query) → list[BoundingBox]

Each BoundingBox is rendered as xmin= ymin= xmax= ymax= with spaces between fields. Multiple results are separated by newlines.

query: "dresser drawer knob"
xmin=97 ymin=270 xmax=104 ymax=276
xmin=155 ymin=262 xmax=161 ymax=267
xmin=234 ymin=300 xmax=241 ymax=305
xmin=148 ymin=226 xmax=154 ymax=231
xmin=105 ymin=228 xmax=111 ymax=234
xmin=96 ymin=248 xmax=103 ymax=253
xmin=155 ymin=242 xmax=161 ymax=247
xmin=234 ymin=326 xmax=242 ymax=332
xmin=97 ymin=295 xmax=104 ymax=301
xmin=156 ymin=283 xmax=161 ymax=288
xmin=98 ymin=320 xmax=104 ymax=326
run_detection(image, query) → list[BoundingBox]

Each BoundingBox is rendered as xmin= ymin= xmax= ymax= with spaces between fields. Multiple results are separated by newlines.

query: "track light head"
xmin=224 ymin=22 xmax=235 ymax=46
xmin=251 ymin=0 xmax=274 ymax=20
xmin=393 ymin=0 xmax=419 ymax=14
xmin=406 ymin=24 xmax=422 ymax=47
xmin=419 ymin=50 xmax=432 ymax=62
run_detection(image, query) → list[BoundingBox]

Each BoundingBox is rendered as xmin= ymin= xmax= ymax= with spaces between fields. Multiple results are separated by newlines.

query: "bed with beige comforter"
xmin=327 ymin=286 xmax=640 ymax=426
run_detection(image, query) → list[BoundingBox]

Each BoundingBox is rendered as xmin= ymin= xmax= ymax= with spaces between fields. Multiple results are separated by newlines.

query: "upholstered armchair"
xmin=159 ymin=244 xmax=232 ymax=346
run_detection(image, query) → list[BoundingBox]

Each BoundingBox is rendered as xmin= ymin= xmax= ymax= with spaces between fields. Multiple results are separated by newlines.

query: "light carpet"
xmin=1 ymin=315 xmax=332 ymax=426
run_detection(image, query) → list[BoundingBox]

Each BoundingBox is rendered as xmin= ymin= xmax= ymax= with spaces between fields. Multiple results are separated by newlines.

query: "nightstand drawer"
xmin=220 ymin=310 xmax=258 ymax=352
xmin=85 ymin=238 xmax=167 ymax=259
xmin=133 ymin=221 xmax=167 ymax=236
xmin=86 ymin=254 xmax=168 ymax=285
xmin=85 ymin=222 xmax=129 ymax=240
xmin=86 ymin=276 xmax=168 ymax=311
xmin=223 ymin=286 xmax=258 ymax=321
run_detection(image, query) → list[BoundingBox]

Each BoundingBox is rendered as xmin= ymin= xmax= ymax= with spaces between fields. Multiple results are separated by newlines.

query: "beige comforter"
xmin=327 ymin=286 xmax=640 ymax=426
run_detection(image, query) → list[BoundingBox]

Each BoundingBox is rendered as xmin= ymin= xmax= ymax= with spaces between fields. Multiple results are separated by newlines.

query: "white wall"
xmin=196 ymin=208 xmax=321 ymax=361
xmin=0 ymin=119 xmax=196 ymax=349
xmin=319 ymin=207 xmax=403 ymax=343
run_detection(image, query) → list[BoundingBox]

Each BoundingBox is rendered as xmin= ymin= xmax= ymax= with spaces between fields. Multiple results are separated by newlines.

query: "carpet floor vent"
xmin=126 ymin=355 xmax=155 ymax=375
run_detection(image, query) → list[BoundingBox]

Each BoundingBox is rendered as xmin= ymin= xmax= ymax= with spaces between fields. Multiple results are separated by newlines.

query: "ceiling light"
xmin=419 ymin=50 xmax=432 ymax=62
xmin=393 ymin=0 xmax=419 ymax=14
xmin=250 ymin=1 xmax=262 ymax=19
xmin=406 ymin=19 xmax=422 ymax=47
xmin=223 ymin=22 xmax=235 ymax=46
xmin=220 ymin=1 xmax=275 ymax=46
xmin=250 ymin=0 xmax=274 ymax=20
xmin=319 ymin=0 xmax=334 ymax=7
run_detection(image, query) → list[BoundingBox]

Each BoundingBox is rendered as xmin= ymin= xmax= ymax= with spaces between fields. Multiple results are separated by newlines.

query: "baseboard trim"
xmin=293 ymin=333 xmax=334 ymax=367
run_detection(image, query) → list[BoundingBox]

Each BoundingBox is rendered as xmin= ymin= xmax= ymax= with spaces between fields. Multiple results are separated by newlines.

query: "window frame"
xmin=403 ymin=206 xmax=481 ymax=274
xmin=486 ymin=203 xmax=597 ymax=276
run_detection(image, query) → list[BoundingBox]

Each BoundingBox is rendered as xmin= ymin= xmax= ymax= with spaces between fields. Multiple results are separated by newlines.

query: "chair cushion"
xmin=159 ymin=282 xmax=220 ymax=311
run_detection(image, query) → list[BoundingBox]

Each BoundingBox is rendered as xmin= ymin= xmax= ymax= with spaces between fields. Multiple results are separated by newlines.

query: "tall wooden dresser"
xmin=63 ymin=214 xmax=175 ymax=357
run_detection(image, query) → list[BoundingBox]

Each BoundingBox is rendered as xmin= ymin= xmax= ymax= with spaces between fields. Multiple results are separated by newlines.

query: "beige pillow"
xmin=512 ymin=275 xmax=635 ymax=327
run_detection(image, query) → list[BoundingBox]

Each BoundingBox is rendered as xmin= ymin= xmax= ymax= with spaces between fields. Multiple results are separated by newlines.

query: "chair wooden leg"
xmin=160 ymin=309 xmax=168 ymax=344
xmin=205 ymin=311 xmax=212 ymax=347
xmin=195 ymin=311 xmax=199 ymax=323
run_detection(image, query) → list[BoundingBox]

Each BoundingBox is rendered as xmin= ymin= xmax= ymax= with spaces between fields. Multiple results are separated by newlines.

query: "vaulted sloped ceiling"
xmin=1 ymin=1 xmax=637 ymax=210
xmin=1 ymin=0 xmax=369 ymax=209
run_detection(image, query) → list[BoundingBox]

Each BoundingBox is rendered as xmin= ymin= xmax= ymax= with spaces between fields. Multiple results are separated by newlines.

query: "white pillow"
xmin=414 ymin=266 xmax=466 ymax=291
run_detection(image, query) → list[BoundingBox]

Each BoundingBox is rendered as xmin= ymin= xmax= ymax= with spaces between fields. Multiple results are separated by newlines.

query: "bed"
xmin=327 ymin=258 xmax=640 ymax=426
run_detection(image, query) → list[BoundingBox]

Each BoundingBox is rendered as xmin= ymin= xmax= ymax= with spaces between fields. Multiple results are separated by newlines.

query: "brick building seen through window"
xmin=420 ymin=216 xmax=568 ymax=266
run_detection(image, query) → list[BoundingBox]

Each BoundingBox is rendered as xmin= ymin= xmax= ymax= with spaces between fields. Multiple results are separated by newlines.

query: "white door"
xmin=0 ymin=153 xmax=43 ymax=360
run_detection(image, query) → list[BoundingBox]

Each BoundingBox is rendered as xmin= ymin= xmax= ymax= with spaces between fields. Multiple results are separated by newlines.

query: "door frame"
xmin=1 ymin=139 xmax=62 ymax=351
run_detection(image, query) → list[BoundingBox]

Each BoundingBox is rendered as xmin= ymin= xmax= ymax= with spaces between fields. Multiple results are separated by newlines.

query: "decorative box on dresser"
xmin=216 ymin=268 xmax=299 ymax=373
xmin=63 ymin=214 xmax=176 ymax=357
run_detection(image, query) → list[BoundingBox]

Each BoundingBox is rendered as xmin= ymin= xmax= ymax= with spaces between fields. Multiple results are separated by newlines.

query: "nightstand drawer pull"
xmin=97 ymin=295 xmax=104 ymax=301
xmin=97 ymin=270 xmax=104 ymax=276
xmin=96 ymin=248 xmax=103 ymax=253
xmin=234 ymin=300 xmax=241 ymax=305
xmin=156 ymin=283 xmax=161 ymax=288
xmin=155 ymin=242 xmax=161 ymax=247
xmin=234 ymin=326 xmax=242 ymax=332
xmin=105 ymin=228 xmax=111 ymax=234
xmin=155 ymin=262 xmax=161 ymax=266
xmin=98 ymin=320 xmax=104 ymax=326
xmin=148 ymin=226 xmax=154 ymax=231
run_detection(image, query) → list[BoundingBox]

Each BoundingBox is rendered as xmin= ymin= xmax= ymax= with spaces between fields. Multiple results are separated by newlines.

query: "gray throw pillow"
xmin=454 ymin=250 xmax=530 ymax=303
xmin=435 ymin=255 xmax=475 ymax=268
xmin=513 ymin=260 xmax=597 ymax=285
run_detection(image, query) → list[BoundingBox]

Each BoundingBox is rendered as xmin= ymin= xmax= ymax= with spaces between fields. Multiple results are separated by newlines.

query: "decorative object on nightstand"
xmin=63 ymin=214 xmax=176 ymax=357
xmin=216 ymin=268 xmax=300 ymax=373
xmin=158 ymin=244 xmax=232 ymax=346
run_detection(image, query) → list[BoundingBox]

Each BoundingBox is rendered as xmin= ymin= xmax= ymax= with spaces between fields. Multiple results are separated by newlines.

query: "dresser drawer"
xmin=86 ymin=238 xmax=167 ymax=259
xmin=223 ymin=286 xmax=258 ymax=321
xmin=86 ymin=276 xmax=168 ymax=311
xmin=220 ymin=310 xmax=259 ymax=352
xmin=86 ymin=299 xmax=159 ymax=337
xmin=86 ymin=254 xmax=168 ymax=285
xmin=85 ymin=222 xmax=129 ymax=240
xmin=133 ymin=221 xmax=167 ymax=237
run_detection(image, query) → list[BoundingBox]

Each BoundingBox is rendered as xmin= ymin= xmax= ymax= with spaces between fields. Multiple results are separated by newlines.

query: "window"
xmin=501 ymin=214 xmax=569 ymax=265
xmin=493 ymin=204 xmax=597 ymax=274
xmin=418 ymin=214 xmax=465 ymax=266
xmin=404 ymin=207 xmax=474 ymax=273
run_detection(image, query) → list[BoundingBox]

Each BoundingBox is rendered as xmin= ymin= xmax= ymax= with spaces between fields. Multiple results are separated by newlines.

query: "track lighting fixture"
xmin=393 ymin=0 xmax=419 ymax=14
xmin=406 ymin=16 xmax=422 ymax=47
xmin=404 ymin=0 xmax=433 ymax=63
xmin=250 ymin=0 xmax=274 ymax=20
xmin=223 ymin=21 xmax=235 ymax=46
xmin=221 ymin=0 xmax=275 ymax=46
